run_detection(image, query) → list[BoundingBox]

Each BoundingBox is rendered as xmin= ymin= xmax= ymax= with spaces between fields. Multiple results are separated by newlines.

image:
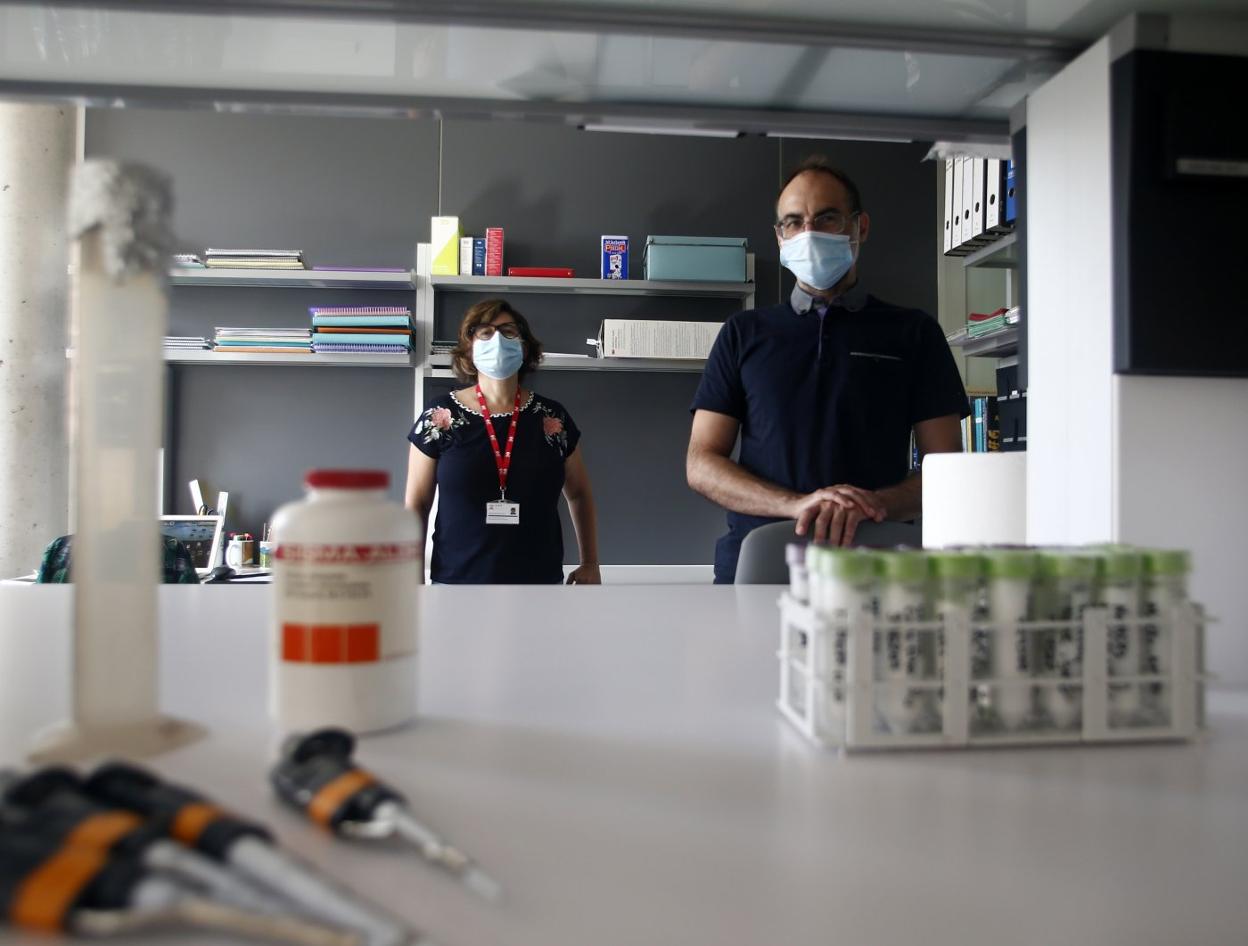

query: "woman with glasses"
xmin=404 ymin=298 xmax=601 ymax=584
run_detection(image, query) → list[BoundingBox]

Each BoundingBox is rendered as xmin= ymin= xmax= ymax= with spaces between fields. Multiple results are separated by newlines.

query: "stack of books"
xmin=310 ymin=306 xmax=413 ymax=354
xmin=204 ymin=249 xmax=306 ymax=270
xmin=213 ymin=327 xmax=311 ymax=354
xmin=163 ymin=335 xmax=211 ymax=352
xmin=966 ymin=305 xmax=1020 ymax=338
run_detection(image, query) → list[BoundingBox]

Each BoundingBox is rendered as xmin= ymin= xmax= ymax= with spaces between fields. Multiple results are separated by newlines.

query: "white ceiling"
xmin=0 ymin=1 xmax=1244 ymax=140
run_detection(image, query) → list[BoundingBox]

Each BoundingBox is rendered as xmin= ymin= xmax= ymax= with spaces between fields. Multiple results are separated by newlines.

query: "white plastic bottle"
xmin=271 ymin=470 xmax=422 ymax=733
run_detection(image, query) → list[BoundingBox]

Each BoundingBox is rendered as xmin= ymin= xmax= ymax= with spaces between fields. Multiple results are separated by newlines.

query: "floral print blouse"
xmin=408 ymin=390 xmax=581 ymax=584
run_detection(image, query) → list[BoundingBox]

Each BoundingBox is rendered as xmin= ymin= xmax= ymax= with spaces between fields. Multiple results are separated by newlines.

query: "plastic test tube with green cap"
xmin=929 ymin=551 xmax=987 ymax=727
xmin=1097 ymin=546 xmax=1146 ymax=727
xmin=983 ymin=550 xmax=1040 ymax=731
xmin=810 ymin=547 xmax=880 ymax=742
xmin=874 ymin=550 xmax=933 ymax=735
xmin=1140 ymin=549 xmax=1191 ymax=726
xmin=1035 ymin=550 xmax=1099 ymax=731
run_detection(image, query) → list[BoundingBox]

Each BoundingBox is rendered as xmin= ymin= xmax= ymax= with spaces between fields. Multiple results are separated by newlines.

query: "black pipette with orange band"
xmin=0 ymin=766 xmax=283 ymax=918
xmin=0 ymin=831 xmax=359 ymax=945
xmin=83 ymin=762 xmax=426 ymax=946
xmin=271 ymin=729 xmax=500 ymax=902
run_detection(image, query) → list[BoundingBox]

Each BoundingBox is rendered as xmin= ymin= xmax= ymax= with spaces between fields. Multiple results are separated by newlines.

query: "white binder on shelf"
xmin=951 ymin=157 xmax=964 ymax=250
xmin=961 ymin=157 xmax=977 ymax=245
xmin=943 ymin=159 xmax=954 ymax=254
xmin=969 ymin=159 xmax=985 ymax=242
xmin=984 ymin=159 xmax=1001 ymax=231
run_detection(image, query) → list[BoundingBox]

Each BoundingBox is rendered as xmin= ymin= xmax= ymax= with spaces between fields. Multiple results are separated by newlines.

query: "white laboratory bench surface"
xmin=1 ymin=584 xmax=1246 ymax=946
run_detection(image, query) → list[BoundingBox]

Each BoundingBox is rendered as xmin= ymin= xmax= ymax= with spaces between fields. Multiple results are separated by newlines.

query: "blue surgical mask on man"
xmin=473 ymin=334 xmax=525 ymax=380
xmin=779 ymin=230 xmax=856 ymax=291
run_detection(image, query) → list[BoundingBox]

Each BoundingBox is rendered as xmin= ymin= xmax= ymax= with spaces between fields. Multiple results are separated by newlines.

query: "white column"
xmin=0 ymin=103 xmax=77 ymax=577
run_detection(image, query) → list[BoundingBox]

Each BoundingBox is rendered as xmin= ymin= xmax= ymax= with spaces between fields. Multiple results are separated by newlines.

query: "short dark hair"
xmin=451 ymin=298 xmax=544 ymax=383
xmin=778 ymin=157 xmax=863 ymax=214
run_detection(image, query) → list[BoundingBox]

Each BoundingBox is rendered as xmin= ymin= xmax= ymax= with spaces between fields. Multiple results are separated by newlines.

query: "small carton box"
xmin=600 ymin=235 xmax=629 ymax=279
xmin=643 ymin=236 xmax=747 ymax=282
xmin=431 ymin=216 xmax=461 ymax=275
xmin=485 ymin=228 xmax=504 ymax=276
xmin=471 ymin=238 xmax=486 ymax=276
xmin=597 ymin=319 xmax=723 ymax=360
xmin=459 ymin=237 xmax=474 ymax=276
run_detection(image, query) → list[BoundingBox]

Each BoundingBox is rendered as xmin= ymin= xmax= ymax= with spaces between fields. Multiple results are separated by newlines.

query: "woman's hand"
xmin=566 ymin=564 xmax=601 ymax=585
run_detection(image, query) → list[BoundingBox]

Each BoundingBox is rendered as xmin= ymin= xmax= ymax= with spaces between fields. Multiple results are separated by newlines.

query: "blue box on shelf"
xmin=643 ymin=236 xmax=747 ymax=282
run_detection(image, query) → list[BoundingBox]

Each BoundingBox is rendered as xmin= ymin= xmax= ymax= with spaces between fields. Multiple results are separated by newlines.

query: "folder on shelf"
xmin=968 ymin=159 xmax=985 ymax=242
xmin=1004 ymin=159 xmax=1017 ymax=224
xmin=943 ymin=160 xmax=954 ymax=254
xmin=951 ymin=157 xmax=964 ymax=250
xmin=961 ymin=157 xmax=978 ymax=245
xmin=985 ymin=159 xmax=1003 ymax=232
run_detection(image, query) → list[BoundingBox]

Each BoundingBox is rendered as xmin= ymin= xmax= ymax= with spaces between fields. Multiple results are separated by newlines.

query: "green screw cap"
xmin=1037 ymin=550 xmax=1100 ymax=580
xmin=1094 ymin=545 xmax=1145 ymax=581
xmin=817 ymin=547 xmax=880 ymax=583
xmin=1143 ymin=549 xmax=1191 ymax=577
xmin=876 ymin=550 xmax=930 ymax=583
xmin=928 ymin=552 xmax=985 ymax=581
xmin=982 ymin=549 xmax=1039 ymax=579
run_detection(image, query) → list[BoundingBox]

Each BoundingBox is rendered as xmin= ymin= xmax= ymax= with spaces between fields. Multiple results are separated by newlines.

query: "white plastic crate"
xmin=776 ymin=594 xmax=1208 ymax=750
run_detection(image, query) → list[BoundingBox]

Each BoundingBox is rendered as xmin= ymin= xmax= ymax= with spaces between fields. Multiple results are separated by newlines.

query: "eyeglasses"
xmin=472 ymin=322 xmax=522 ymax=341
xmin=773 ymin=209 xmax=858 ymax=240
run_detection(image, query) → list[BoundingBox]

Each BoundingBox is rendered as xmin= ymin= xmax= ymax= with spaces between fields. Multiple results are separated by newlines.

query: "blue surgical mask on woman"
xmin=473 ymin=333 xmax=525 ymax=380
xmin=779 ymin=231 xmax=856 ymax=290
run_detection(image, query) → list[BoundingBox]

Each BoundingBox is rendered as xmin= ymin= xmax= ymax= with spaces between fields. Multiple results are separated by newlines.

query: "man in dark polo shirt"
xmin=687 ymin=156 xmax=968 ymax=583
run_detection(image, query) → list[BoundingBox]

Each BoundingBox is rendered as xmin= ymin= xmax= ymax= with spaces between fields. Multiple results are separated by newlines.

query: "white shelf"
xmin=961 ymin=231 xmax=1018 ymax=269
xmin=427 ymin=354 xmax=706 ymax=374
xmin=431 ymin=274 xmax=753 ymax=299
xmin=169 ymin=267 xmax=415 ymax=289
xmin=166 ymin=350 xmax=415 ymax=368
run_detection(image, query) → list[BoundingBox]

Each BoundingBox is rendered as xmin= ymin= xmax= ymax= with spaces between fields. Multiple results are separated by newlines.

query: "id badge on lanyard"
xmin=478 ymin=385 xmax=522 ymax=526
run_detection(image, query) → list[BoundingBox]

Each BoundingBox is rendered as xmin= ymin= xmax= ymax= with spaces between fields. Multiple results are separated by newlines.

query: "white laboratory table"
xmin=1 ymin=584 xmax=1246 ymax=946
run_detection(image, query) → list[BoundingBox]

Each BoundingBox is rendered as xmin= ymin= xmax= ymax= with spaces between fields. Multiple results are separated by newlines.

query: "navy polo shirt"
xmin=691 ymin=283 xmax=969 ymax=583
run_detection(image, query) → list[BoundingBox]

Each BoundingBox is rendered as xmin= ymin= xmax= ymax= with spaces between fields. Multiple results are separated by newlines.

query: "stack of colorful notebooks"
xmin=204 ymin=249 xmax=306 ymax=270
xmin=310 ymin=306 xmax=413 ymax=354
xmin=213 ymin=327 xmax=312 ymax=354
xmin=163 ymin=335 xmax=211 ymax=352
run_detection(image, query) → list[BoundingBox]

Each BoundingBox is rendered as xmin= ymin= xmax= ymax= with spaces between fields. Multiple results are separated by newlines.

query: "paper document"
xmin=598 ymin=319 xmax=722 ymax=359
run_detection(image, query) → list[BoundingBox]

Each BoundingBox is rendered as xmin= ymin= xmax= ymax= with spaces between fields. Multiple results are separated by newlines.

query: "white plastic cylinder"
xmin=1140 ymin=550 xmax=1190 ymax=725
xmin=874 ymin=551 xmax=930 ymax=735
xmin=270 ymin=470 xmax=422 ymax=734
xmin=810 ymin=548 xmax=878 ymax=741
xmin=983 ymin=550 xmax=1039 ymax=732
xmin=1098 ymin=547 xmax=1145 ymax=728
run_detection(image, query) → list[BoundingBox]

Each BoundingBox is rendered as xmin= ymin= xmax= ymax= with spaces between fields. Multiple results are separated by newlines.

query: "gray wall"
xmin=85 ymin=109 xmax=936 ymax=566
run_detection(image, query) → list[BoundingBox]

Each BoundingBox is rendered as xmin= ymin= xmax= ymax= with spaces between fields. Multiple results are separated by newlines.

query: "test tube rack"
xmin=776 ymin=595 xmax=1209 ymax=751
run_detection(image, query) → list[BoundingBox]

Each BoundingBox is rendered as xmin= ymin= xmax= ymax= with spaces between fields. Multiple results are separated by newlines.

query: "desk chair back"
xmin=734 ymin=519 xmax=923 ymax=584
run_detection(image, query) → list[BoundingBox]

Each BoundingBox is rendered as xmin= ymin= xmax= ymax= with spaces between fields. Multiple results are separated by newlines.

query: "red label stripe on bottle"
xmin=276 ymin=543 xmax=421 ymax=565
xmin=282 ymin=623 xmax=380 ymax=663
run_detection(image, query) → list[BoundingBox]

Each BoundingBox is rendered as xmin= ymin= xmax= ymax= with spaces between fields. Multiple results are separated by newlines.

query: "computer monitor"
xmin=159 ymin=514 xmax=225 ymax=575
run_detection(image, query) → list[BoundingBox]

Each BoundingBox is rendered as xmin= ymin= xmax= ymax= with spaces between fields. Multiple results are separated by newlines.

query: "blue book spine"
xmin=1004 ymin=160 xmax=1017 ymax=224
xmin=472 ymin=238 xmax=486 ymax=276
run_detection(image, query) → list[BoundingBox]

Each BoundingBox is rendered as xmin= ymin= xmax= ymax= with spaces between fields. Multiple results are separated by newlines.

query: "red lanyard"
xmin=476 ymin=385 xmax=523 ymax=499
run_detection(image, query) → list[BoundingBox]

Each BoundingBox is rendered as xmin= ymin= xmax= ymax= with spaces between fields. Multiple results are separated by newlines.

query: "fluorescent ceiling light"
xmin=580 ymin=122 xmax=741 ymax=138
xmin=765 ymin=131 xmax=913 ymax=144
